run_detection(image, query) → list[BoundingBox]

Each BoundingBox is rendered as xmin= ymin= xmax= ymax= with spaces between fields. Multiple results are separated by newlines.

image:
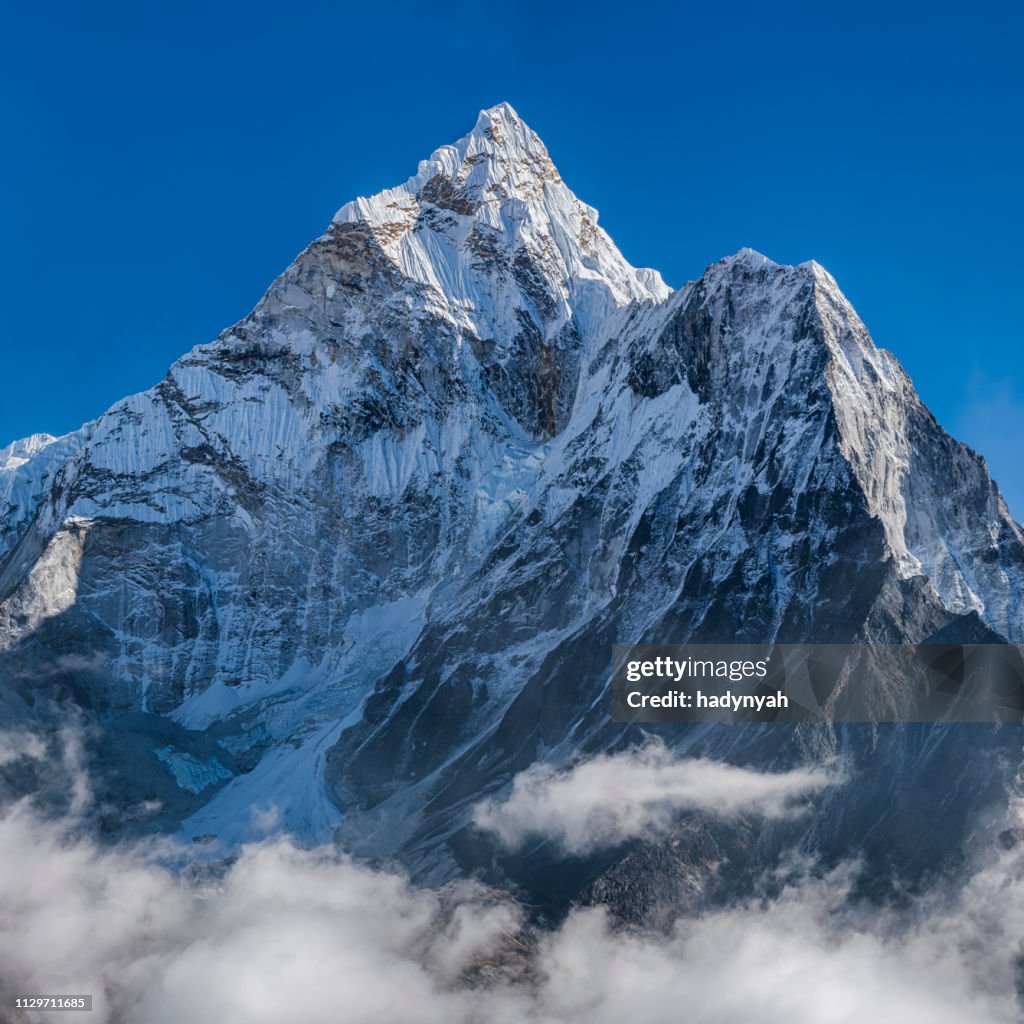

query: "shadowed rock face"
xmin=1 ymin=106 xmax=1023 ymax=913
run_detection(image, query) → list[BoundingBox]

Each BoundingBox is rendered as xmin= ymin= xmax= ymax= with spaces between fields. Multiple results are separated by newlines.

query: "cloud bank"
xmin=474 ymin=744 xmax=835 ymax=853
xmin=1 ymin=735 xmax=1021 ymax=1024
xmin=2 ymin=803 xmax=1022 ymax=1024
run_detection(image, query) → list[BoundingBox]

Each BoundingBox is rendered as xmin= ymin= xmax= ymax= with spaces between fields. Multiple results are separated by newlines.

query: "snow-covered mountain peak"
xmin=695 ymin=249 xmax=802 ymax=297
xmin=469 ymin=100 xmax=534 ymax=136
xmin=324 ymin=104 xmax=668 ymax=355
xmin=3 ymin=109 xmax=1024 ymax=862
xmin=707 ymin=249 xmax=841 ymax=291
xmin=334 ymin=102 xmax=558 ymax=224
xmin=0 ymin=428 xmax=88 ymax=562
xmin=464 ymin=101 xmax=551 ymax=170
xmin=725 ymin=247 xmax=776 ymax=269
xmin=0 ymin=433 xmax=59 ymax=470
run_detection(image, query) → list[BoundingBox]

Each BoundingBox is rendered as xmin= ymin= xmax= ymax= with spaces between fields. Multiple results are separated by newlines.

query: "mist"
xmin=1 ymin=735 xmax=1022 ymax=1023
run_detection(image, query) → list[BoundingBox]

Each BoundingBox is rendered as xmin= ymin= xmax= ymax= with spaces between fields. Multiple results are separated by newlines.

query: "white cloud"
xmin=57 ymin=725 xmax=92 ymax=816
xmin=0 ymin=807 xmax=513 ymax=1024
xmin=0 ymin=733 xmax=1022 ymax=1024
xmin=473 ymin=743 xmax=835 ymax=854
xmin=250 ymin=803 xmax=282 ymax=834
xmin=0 ymin=724 xmax=92 ymax=815
xmin=0 ymin=730 xmax=46 ymax=766
xmin=528 ymin=864 xmax=1017 ymax=1024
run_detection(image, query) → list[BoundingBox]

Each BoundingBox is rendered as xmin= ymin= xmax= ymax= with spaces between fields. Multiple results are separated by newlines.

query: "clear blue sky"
xmin=3 ymin=1 xmax=1022 ymax=517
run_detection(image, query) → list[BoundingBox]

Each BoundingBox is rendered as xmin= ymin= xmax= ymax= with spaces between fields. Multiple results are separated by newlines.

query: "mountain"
xmin=1 ymin=104 xmax=1022 ymax=907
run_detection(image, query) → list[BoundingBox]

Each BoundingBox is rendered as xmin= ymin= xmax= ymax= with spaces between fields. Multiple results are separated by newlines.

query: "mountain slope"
xmin=0 ymin=105 xmax=1022 ymax=897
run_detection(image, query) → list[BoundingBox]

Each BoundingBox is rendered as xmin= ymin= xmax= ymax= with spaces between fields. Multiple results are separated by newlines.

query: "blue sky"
xmin=3 ymin=1 xmax=1022 ymax=516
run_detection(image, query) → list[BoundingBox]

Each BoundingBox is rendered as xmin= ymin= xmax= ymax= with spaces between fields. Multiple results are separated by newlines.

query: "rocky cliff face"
xmin=1 ymin=104 xmax=1022 ymax=904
